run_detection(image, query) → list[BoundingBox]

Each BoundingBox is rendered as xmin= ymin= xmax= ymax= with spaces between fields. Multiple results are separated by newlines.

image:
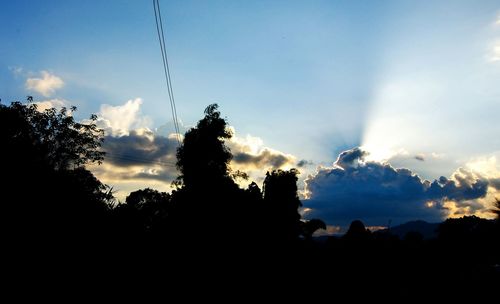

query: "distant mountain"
xmin=376 ymin=220 xmax=441 ymax=240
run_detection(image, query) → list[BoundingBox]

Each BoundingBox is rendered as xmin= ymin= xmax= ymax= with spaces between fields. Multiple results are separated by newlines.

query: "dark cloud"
xmin=297 ymin=159 xmax=313 ymax=167
xmin=97 ymin=167 xmax=177 ymax=182
xmin=102 ymin=129 xmax=177 ymax=168
xmin=335 ymin=147 xmax=367 ymax=169
xmin=488 ymin=178 xmax=500 ymax=190
xmin=304 ymin=148 xmax=490 ymax=227
xmin=427 ymin=169 xmax=489 ymax=202
xmin=133 ymin=168 xmax=177 ymax=182
xmin=233 ymin=149 xmax=292 ymax=169
xmin=96 ymin=129 xmax=179 ymax=184
xmin=415 ymin=154 xmax=425 ymax=161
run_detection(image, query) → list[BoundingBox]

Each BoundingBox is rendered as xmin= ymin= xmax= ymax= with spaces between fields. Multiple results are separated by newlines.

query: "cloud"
xmin=445 ymin=155 xmax=500 ymax=218
xmin=86 ymin=98 xmax=176 ymax=200
xmin=91 ymin=128 xmax=179 ymax=201
xmin=335 ymin=148 xmax=367 ymax=169
xmin=415 ymin=154 xmax=425 ymax=161
xmin=233 ymin=149 xmax=293 ymax=169
xmin=489 ymin=178 xmax=500 ymax=190
xmin=102 ymin=128 xmax=177 ymax=169
xmin=90 ymin=162 xmax=176 ymax=201
xmin=88 ymin=99 xmax=297 ymax=199
xmin=227 ymin=133 xmax=296 ymax=186
xmin=25 ymin=71 xmax=64 ymax=97
xmin=312 ymin=225 xmax=341 ymax=237
xmin=94 ymin=98 xmax=152 ymax=136
xmin=33 ymin=99 xmax=68 ymax=112
xmin=297 ymin=159 xmax=314 ymax=168
xmin=303 ymin=148 xmax=494 ymax=227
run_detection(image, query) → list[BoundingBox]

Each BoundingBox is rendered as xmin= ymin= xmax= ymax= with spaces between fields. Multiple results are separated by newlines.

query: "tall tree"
xmin=171 ymin=104 xmax=246 ymax=244
xmin=263 ymin=169 xmax=302 ymax=243
xmin=175 ymin=104 xmax=234 ymax=189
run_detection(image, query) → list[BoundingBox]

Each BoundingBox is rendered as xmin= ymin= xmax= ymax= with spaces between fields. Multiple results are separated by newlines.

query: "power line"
xmin=156 ymin=0 xmax=181 ymax=141
xmin=153 ymin=0 xmax=182 ymax=145
xmin=153 ymin=0 xmax=180 ymax=141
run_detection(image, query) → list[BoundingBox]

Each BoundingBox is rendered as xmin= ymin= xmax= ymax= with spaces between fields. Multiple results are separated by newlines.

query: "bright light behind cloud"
xmin=25 ymin=71 xmax=64 ymax=97
xmin=362 ymin=79 xmax=444 ymax=162
xmin=362 ymin=10 xmax=500 ymax=179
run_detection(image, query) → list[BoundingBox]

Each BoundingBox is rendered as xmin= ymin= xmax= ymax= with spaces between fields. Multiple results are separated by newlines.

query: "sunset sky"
xmin=2 ymin=0 xmax=500 ymax=228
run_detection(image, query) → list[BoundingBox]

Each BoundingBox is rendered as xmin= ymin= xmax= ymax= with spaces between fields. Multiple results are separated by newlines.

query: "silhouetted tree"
xmin=263 ymin=169 xmax=302 ymax=243
xmin=176 ymin=104 xmax=235 ymax=188
xmin=301 ymin=219 xmax=327 ymax=240
xmin=114 ymin=188 xmax=172 ymax=239
xmin=344 ymin=220 xmax=371 ymax=241
xmin=404 ymin=231 xmax=424 ymax=243
xmin=438 ymin=215 xmax=493 ymax=242
xmin=0 ymin=100 xmax=112 ymax=244
xmin=171 ymin=104 xmax=250 ymax=246
xmin=246 ymin=182 xmax=263 ymax=203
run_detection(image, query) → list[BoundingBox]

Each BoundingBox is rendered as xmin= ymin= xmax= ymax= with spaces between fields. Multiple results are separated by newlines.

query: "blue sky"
xmin=2 ymin=0 xmax=500 ymax=227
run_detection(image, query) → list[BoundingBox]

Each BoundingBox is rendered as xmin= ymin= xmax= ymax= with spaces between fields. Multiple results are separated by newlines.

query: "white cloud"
xmin=25 ymin=71 xmax=64 ymax=97
xmin=227 ymin=132 xmax=297 ymax=187
xmin=94 ymin=98 xmax=152 ymax=136
xmin=33 ymin=99 xmax=69 ymax=112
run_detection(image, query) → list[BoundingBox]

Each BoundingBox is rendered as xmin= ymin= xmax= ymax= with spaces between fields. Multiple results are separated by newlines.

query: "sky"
xmin=1 ymin=0 xmax=500 ymax=230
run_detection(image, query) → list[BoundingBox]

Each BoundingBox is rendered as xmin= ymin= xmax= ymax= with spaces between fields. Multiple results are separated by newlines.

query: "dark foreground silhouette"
xmin=1 ymin=100 xmax=499 ymax=299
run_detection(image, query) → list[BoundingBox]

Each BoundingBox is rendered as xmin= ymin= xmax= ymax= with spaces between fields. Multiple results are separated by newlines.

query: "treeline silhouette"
xmin=1 ymin=99 xmax=499 ymax=299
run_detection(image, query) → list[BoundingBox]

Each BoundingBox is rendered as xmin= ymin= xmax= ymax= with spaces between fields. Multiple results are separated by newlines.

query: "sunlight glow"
xmin=490 ymin=43 xmax=500 ymax=62
xmin=361 ymin=80 xmax=441 ymax=162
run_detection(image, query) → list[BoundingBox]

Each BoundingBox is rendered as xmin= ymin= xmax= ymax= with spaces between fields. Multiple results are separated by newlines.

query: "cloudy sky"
xmin=1 ymin=0 xmax=500 ymax=229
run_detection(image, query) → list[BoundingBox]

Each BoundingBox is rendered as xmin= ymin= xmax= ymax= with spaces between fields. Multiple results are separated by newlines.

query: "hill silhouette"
xmin=376 ymin=220 xmax=440 ymax=239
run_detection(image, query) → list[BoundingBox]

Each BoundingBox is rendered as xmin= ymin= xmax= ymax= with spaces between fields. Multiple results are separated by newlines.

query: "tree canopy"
xmin=176 ymin=104 xmax=234 ymax=189
xmin=0 ymin=100 xmax=112 ymax=242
